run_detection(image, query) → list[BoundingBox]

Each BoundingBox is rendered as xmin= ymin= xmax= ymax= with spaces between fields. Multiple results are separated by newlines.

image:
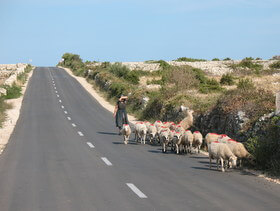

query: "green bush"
xmin=269 ymin=61 xmax=280 ymax=69
xmin=192 ymin=68 xmax=208 ymax=84
xmin=223 ymin=57 xmax=232 ymax=61
xmin=220 ymin=73 xmax=235 ymax=85
xmin=212 ymin=58 xmax=220 ymax=61
xmin=237 ymin=78 xmax=255 ymax=90
xmin=3 ymin=84 xmax=22 ymax=99
xmin=199 ymin=79 xmax=224 ymax=94
xmin=176 ymin=57 xmax=207 ymax=62
xmin=108 ymin=63 xmax=139 ymax=84
xmin=245 ymin=119 xmax=280 ymax=175
xmin=109 ymin=82 xmax=128 ymax=98
xmin=244 ymin=57 xmax=254 ymax=60
xmin=239 ymin=59 xmax=263 ymax=70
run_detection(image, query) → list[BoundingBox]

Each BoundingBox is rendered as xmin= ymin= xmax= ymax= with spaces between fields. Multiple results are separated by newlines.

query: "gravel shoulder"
xmin=0 ymin=69 xmax=34 ymax=154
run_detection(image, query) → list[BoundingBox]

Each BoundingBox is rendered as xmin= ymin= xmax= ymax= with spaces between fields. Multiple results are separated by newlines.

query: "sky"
xmin=0 ymin=0 xmax=279 ymax=66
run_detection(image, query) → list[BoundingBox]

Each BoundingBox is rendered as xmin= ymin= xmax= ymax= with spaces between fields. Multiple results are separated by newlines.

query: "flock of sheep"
xmin=120 ymin=113 xmax=250 ymax=172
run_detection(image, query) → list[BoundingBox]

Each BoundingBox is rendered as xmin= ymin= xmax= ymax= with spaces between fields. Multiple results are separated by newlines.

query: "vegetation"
xmin=223 ymin=57 xmax=232 ymax=61
xmin=3 ymin=84 xmax=22 ymax=99
xmin=60 ymin=53 xmax=87 ymax=76
xmin=245 ymin=117 xmax=280 ymax=175
xmin=220 ymin=73 xmax=235 ymax=85
xmin=269 ymin=61 xmax=280 ymax=69
xmin=212 ymin=58 xmax=220 ymax=61
xmin=0 ymin=97 xmax=12 ymax=127
xmin=175 ymin=57 xmax=207 ymax=62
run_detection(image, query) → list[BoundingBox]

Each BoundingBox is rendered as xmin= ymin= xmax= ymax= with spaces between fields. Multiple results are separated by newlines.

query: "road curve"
xmin=0 ymin=67 xmax=279 ymax=211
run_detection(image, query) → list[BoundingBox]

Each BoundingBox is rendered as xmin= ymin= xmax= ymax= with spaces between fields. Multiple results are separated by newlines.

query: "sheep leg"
xmin=220 ymin=158 xmax=225 ymax=172
xmin=143 ymin=134 xmax=146 ymax=145
xmin=176 ymin=144 xmax=179 ymax=154
xmin=216 ymin=159 xmax=219 ymax=170
xmin=209 ymin=156 xmax=212 ymax=169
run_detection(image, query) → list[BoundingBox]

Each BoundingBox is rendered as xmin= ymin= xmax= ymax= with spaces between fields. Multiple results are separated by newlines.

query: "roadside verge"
xmin=0 ymin=68 xmax=35 ymax=154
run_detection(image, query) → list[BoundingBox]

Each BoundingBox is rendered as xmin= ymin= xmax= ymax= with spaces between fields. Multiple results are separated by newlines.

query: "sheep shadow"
xmin=97 ymin=131 xmax=119 ymax=136
xmin=189 ymin=156 xmax=209 ymax=159
xmin=191 ymin=166 xmax=218 ymax=171
xmin=112 ymin=141 xmax=138 ymax=145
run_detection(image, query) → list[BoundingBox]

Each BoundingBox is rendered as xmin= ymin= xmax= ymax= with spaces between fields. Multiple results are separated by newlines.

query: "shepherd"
xmin=114 ymin=95 xmax=129 ymax=134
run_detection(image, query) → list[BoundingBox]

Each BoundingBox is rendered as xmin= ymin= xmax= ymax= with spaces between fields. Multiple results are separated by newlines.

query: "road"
xmin=0 ymin=67 xmax=279 ymax=211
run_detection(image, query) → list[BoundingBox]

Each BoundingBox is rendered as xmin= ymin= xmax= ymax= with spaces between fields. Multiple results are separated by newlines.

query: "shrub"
xmin=108 ymin=63 xmax=139 ymax=84
xmin=212 ymin=58 xmax=220 ymax=61
xmin=220 ymin=73 xmax=235 ymax=85
xmin=0 ymin=97 xmax=12 ymax=127
xmin=167 ymin=66 xmax=199 ymax=91
xmin=176 ymin=57 xmax=207 ymax=62
xmin=239 ymin=59 xmax=263 ymax=70
xmin=3 ymin=84 xmax=22 ymax=99
xmin=223 ymin=57 xmax=232 ymax=61
xmin=237 ymin=78 xmax=255 ymax=90
xmin=109 ymin=82 xmax=128 ymax=98
xmin=256 ymin=57 xmax=262 ymax=60
xmin=269 ymin=61 xmax=280 ymax=69
xmin=244 ymin=57 xmax=254 ymax=60
xmin=141 ymin=97 xmax=164 ymax=120
xmin=245 ymin=119 xmax=280 ymax=175
xmin=199 ymin=79 xmax=224 ymax=94
xmin=192 ymin=68 xmax=208 ymax=84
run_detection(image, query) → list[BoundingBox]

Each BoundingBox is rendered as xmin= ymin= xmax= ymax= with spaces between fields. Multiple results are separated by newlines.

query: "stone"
xmin=276 ymin=92 xmax=280 ymax=115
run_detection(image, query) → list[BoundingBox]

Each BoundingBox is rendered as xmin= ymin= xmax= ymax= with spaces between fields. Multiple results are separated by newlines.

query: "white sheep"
xmin=208 ymin=141 xmax=237 ymax=172
xmin=181 ymin=130 xmax=194 ymax=153
xmin=205 ymin=133 xmax=220 ymax=149
xmin=193 ymin=131 xmax=203 ymax=153
xmin=121 ymin=124 xmax=131 ymax=145
xmin=134 ymin=122 xmax=147 ymax=144
xmin=160 ymin=129 xmax=170 ymax=153
xmin=147 ymin=124 xmax=157 ymax=144
xmin=173 ymin=131 xmax=184 ymax=154
xmin=225 ymin=139 xmax=251 ymax=168
xmin=217 ymin=134 xmax=231 ymax=143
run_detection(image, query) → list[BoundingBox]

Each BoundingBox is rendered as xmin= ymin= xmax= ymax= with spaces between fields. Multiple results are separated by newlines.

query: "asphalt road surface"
xmin=0 ymin=67 xmax=279 ymax=211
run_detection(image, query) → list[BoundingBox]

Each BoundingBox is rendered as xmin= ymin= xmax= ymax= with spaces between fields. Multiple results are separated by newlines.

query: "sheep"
xmin=173 ymin=131 xmax=184 ymax=154
xmin=217 ymin=134 xmax=231 ymax=143
xmin=205 ymin=133 xmax=220 ymax=150
xmin=134 ymin=122 xmax=147 ymax=144
xmin=169 ymin=123 xmax=177 ymax=131
xmin=208 ymin=141 xmax=237 ymax=172
xmin=193 ymin=131 xmax=203 ymax=153
xmin=181 ymin=130 xmax=194 ymax=153
xmin=154 ymin=120 xmax=163 ymax=130
xmin=120 ymin=124 xmax=131 ymax=145
xmin=147 ymin=124 xmax=157 ymax=144
xmin=144 ymin=121 xmax=151 ymax=128
xmin=160 ymin=129 xmax=170 ymax=153
xmin=225 ymin=140 xmax=251 ymax=168
xmin=180 ymin=109 xmax=194 ymax=130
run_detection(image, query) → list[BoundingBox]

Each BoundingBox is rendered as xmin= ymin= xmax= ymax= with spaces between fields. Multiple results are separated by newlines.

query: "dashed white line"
xmin=67 ymin=117 xmax=71 ymax=120
xmin=78 ymin=131 xmax=84 ymax=136
xmin=54 ymin=87 xmax=56 ymax=89
xmin=101 ymin=157 xmax=113 ymax=166
xmin=61 ymin=105 xmax=65 ymax=109
xmin=55 ymin=91 xmax=58 ymax=93
xmin=64 ymin=111 xmax=68 ymax=114
xmin=59 ymin=100 xmax=62 ymax=103
xmin=87 ymin=142 xmax=95 ymax=148
xmin=57 ymin=94 xmax=60 ymax=97
xmin=126 ymin=183 xmax=147 ymax=199
xmin=72 ymin=123 xmax=76 ymax=127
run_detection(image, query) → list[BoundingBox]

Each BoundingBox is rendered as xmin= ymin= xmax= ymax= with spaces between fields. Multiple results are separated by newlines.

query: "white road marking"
xmin=72 ymin=123 xmax=76 ymax=127
xmin=59 ymin=100 xmax=62 ymax=103
xmin=61 ymin=105 xmax=64 ymax=109
xmin=78 ymin=131 xmax=84 ymax=136
xmin=57 ymin=94 xmax=59 ymax=97
xmin=87 ymin=142 xmax=95 ymax=148
xmin=101 ymin=157 xmax=112 ymax=166
xmin=67 ymin=117 xmax=71 ymax=120
xmin=54 ymin=87 xmax=56 ymax=89
xmin=64 ymin=111 xmax=68 ymax=114
xmin=126 ymin=183 xmax=147 ymax=199
xmin=55 ymin=91 xmax=58 ymax=93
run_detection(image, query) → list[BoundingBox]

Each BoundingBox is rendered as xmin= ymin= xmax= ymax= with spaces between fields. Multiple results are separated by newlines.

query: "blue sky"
xmin=0 ymin=0 xmax=279 ymax=66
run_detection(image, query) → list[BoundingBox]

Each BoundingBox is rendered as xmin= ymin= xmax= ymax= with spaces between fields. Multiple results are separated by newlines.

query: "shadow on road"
xmin=112 ymin=141 xmax=138 ymax=145
xmin=97 ymin=131 xmax=119 ymax=135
